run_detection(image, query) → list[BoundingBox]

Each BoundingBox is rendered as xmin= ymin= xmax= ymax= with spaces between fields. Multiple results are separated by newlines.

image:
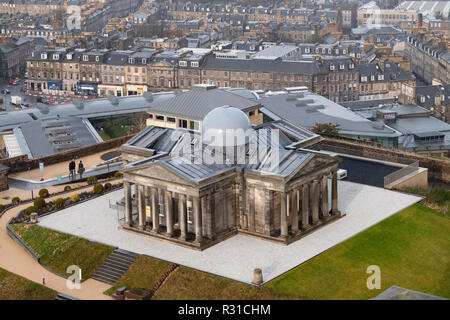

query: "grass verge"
xmin=0 ymin=267 xmax=57 ymax=300
xmin=11 ymin=223 xmax=114 ymax=281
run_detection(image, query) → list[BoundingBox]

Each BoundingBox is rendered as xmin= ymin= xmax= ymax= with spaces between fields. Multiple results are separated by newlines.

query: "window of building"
xmin=156 ymin=115 xmax=164 ymax=121
xmin=167 ymin=117 xmax=176 ymax=123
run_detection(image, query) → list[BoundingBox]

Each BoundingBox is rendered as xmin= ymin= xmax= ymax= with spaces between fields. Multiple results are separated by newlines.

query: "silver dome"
xmin=202 ymin=105 xmax=252 ymax=147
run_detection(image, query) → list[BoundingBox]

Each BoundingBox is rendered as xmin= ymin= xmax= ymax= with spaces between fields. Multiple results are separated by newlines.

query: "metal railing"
xmin=384 ymin=161 xmax=419 ymax=187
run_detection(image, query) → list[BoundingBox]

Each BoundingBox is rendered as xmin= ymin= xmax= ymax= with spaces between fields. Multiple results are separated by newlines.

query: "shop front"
xmin=126 ymin=84 xmax=147 ymax=96
xmin=98 ymin=85 xmax=125 ymax=97
xmin=76 ymin=83 xmax=98 ymax=97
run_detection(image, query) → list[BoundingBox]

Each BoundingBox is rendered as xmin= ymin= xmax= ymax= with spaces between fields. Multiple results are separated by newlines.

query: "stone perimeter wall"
xmin=315 ymin=138 xmax=450 ymax=184
xmin=0 ymin=134 xmax=135 ymax=174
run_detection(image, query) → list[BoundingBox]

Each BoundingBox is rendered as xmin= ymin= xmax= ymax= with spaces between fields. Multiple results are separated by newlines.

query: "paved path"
xmin=8 ymin=162 xmax=123 ymax=191
xmin=38 ymin=181 xmax=422 ymax=284
xmin=0 ymin=188 xmax=113 ymax=300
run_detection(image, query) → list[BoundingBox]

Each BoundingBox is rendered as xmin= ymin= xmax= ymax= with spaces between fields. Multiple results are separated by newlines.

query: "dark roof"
xmin=201 ymin=55 xmax=326 ymax=74
xmin=149 ymin=85 xmax=260 ymax=120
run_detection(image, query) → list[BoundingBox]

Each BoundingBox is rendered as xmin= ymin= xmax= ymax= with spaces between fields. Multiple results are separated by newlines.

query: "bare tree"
xmin=132 ymin=112 xmax=149 ymax=133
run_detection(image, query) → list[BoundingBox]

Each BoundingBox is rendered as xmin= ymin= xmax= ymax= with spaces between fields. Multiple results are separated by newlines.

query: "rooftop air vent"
xmin=143 ymin=92 xmax=153 ymax=102
xmin=72 ymin=99 xmax=84 ymax=110
xmin=372 ymin=121 xmax=385 ymax=130
xmin=36 ymin=103 xmax=49 ymax=114
xmin=107 ymin=94 xmax=119 ymax=106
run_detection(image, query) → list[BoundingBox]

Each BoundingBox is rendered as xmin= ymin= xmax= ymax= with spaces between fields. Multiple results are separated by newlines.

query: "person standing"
xmin=69 ymin=159 xmax=76 ymax=180
xmin=78 ymin=160 xmax=85 ymax=180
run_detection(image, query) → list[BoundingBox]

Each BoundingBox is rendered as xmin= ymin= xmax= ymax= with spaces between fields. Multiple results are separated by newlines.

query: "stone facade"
xmin=121 ymin=149 xmax=341 ymax=250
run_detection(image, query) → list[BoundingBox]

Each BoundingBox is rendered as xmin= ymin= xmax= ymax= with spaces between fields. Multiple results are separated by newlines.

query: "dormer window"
xmin=191 ymin=61 xmax=199 ymax=67
xmin=142 ymin=58 xmax=147 ymax=64
xmin=342 ymin=49 xmax=347 ymax=54
xmin=66 ymin=54 xmax=72 ymax=60
xmin=378 ymin=74 xmax=384 ymax=81
xmin=41 ymin=53 xmax=47 ymax=59
xmin=371 ymin=75 xmax=375 ymax=81
xmin=330 ymin=64 xmax=335 ymax=71
xmin=179 ymin=60 xmax=187 ymax=67
xmin=361 ymin=76 xmax=368 ymax=82
xmin=53 ymin=54 xmax=59 ymax=60
xmin=82 ymin=55 xmax=88 ymax=62
xmin=349 ymin=63 xmax=354 ymax=69
xmin=128 ymin=58 xmax=134 ymax=64
xmin=95 ymin=56 xmax=100 ymax=62
xmin=305 ymin=48 xmax=310 ymax=53
xmin=339 ymin=64 xmax=344 ymax=70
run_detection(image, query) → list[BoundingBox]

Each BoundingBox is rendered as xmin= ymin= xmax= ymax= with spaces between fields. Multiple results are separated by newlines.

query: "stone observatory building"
xmin=119 ymin=104 xmax=342 ymax=250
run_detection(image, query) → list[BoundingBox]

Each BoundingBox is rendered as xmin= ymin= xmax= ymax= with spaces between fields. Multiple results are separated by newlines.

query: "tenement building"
xmin=119 ymin=102 xmax=342 ymax=250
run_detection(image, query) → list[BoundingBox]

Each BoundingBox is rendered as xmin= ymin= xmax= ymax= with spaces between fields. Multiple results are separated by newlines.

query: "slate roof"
xmin=259 ymin=92 xmax=400 ymax=138
xmin=201 ymin=55 xmax=326 ymax=74
xmin=148 ymin=85 xmax=261 ymax=120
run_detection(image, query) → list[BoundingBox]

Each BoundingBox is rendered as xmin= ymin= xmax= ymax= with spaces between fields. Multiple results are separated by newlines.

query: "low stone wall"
xmin=0 ymin=134 xmax=134 ymax=174
xmin=6 ymin=218 xmax=40 ymax=262
xmin=315 ymin=138 xmax=450 ymax=184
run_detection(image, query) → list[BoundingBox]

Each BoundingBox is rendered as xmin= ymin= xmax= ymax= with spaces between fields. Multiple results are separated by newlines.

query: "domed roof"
xmin=202 ymin=105 xmax=252 ymax=147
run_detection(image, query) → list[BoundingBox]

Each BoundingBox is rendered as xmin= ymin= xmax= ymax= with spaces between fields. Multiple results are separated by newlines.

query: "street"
xmin=0 ymin=79 xmax=37 ymax=112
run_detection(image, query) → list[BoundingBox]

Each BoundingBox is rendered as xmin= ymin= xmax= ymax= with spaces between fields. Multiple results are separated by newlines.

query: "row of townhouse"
xmin=404 ymin=36 xmax=450 ymax=85
xmin=26 ymin=47 xmax=414 ymax=103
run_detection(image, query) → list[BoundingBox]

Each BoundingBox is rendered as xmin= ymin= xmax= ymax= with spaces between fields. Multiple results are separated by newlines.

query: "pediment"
xmin=125 ymin=162 xmax=197 ymax=187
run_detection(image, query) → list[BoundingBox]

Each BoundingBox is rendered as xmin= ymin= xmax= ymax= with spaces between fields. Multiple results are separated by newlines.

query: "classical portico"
xmin=119 ymin=106 xmax=342 ymax=250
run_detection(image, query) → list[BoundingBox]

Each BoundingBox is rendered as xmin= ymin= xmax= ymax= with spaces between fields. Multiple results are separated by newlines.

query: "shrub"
xmin=64 ymin=186 xmax=72 ymax=192
xmin=38 ymin=188 xmax=49 ymax=198
xmin=93 ymin=184 xmax=104 ymax=194
xmin=70 ymin=193 xmax=80 ymax=203
xmin=114 ymin=171 xmax=123 ymax=178
xmin=104 ymin=182 xmax=112 ymax=191
xmin=24 ymin=206 xmax=36 ymax=216
xmin=12 ymin=197 xmax=20 ymax=205
xmin=33 ymin=197 xmax=46 ymax=210
xmin=87 ymin=176 xmax=98 ymax=185
xmin=55 ymin=198 xmax=65 ymax=209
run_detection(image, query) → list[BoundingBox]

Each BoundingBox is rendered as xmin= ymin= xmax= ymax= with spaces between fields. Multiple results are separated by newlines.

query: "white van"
xmin=337 ymin=169 xmax=347 ymax=180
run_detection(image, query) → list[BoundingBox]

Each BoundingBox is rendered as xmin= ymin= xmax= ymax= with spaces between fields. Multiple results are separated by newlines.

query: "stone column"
xmin=321 ymin=175 xmax=329 ymax=219
xmin=178 ymin=194 xmax=187 ymax=241
xmin=124 ymin=182 xmax=132 ymax=227
xmin=291 ymin=189 xmax=299 ymax=233
xmin=332 ymin=170 xmax=339 ymax=215
xmin=151 ymin=187 xmax=159 ymax=233
xmin=301 ymin=184 xmax=310 ymax=229
xmin=201 ymin=195 xmax=208 ymax=238
xmin=311 ymin=179 xmax=319 ymax=225
xmin=193 ymin=196 xmax=202 ymax=243
xmin=280 ymin=192 xmax=288 ymax=238
xmin=138 ymin=185 xmax=146 ymax=230
xmin=165 ymin=191 xmax=174 ymax=237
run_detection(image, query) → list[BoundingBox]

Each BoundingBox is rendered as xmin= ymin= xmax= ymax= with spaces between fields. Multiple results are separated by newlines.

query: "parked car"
xmin=11 ymin=96 xmax=22 ymax=105
xmin=37 ymin=97 xmax=48 ymax=104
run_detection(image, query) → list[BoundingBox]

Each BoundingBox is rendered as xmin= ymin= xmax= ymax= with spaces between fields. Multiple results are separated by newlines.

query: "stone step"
xmin=93 ymin=269 xmax=122 ymax=281
xmin=106 ymin=255 xmax=136 ymax=266
xmin=91 ymin=248 xmax=139 ymax=285
xmin=107 ymin=253 xmax=137 ymax=264
xmin=95 ymin=266 xmax=125 ymax=278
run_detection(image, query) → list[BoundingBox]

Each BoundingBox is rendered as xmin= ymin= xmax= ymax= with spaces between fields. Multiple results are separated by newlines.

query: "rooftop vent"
xmin=107 ymin=94 xmax=119 ymax=106
xmin=372 ymin=121 xmax=385 ymax=130
xmin=36 ymin=103 xmax=49 ymax=114
xmin=306 ymin=104 xmax=324 ymax=112
xmin=143 ymin=92 xmax=153 ymax=102
xmin=73 ymin=99 xmax=84 ymax=110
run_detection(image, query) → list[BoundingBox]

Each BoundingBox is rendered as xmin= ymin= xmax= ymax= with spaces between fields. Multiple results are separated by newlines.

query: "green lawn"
xmin=0 ymin=267 xmax=57 ymax=300
xmin=11 ymin=224 xmax=114 ymax=281
xmin=104 ymin=255 xmax=173 ymax=296
xmin=153 ymin=266 xmax=297 ymax=300
xmin=265 ymin=203 xmax=450 ymax=299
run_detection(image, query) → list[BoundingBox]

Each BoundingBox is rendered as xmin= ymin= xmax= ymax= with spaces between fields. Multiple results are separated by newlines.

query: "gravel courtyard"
xmin=38 ymin=181 xmax=422 ymax=284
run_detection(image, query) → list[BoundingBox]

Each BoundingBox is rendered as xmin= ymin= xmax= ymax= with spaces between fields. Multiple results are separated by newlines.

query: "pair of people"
xmin=69 ymin=159 xmax=85 ymax=180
